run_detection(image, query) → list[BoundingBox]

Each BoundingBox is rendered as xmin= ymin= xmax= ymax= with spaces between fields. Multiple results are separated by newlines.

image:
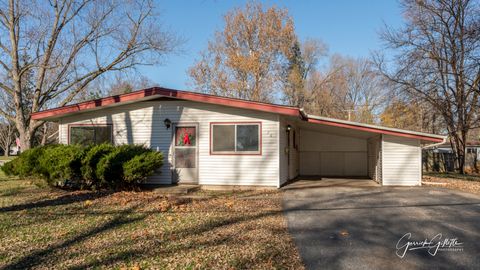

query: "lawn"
xmin=424 ymin=172 xmax=480 ymax=182
xmin=423 ymin=172 xmax=480 ymax=195
xmin=0 ymin=179 xmax=303 ymax=269
xmin=0 ymin=156 xmax=14 ymax=160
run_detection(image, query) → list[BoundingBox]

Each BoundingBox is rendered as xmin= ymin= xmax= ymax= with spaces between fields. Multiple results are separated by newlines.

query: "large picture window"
xmin=69 ymin=125 xmax=113 ymax=146
xmin=211 ymin=123 xmax=261 ymax=154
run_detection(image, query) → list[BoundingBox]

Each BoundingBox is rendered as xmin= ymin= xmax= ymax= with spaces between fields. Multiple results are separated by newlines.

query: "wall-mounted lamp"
xmin=164 ymin=118 xmax=172 ymax=129
xmin=286 ymin=124 xmax=292 ymax=131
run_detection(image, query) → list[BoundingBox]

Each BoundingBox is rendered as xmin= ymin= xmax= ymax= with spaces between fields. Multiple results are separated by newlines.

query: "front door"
xmin=172 ymin=124 xmax=198 ymax=184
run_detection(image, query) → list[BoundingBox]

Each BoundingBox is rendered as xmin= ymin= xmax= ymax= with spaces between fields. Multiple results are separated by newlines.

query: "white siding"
xmin=367 ymin=135 xmax=381 ymax=183
xmin=58 ymin=100 xmax=280 ymax=186
xmin=298 ymin=129 xmax=368 ymax=176
xmin=279 ymin=118 xmax=299 ymax=186
xmin=382 ymin=134 xmax=421 ymax=186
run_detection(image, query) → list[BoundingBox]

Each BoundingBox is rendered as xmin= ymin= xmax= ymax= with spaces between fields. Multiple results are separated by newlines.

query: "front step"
xmin=143 ymin=184 xmax=200 ymax=195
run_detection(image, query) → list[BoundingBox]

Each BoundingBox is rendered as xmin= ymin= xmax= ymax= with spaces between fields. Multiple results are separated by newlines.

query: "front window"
xmin=211 ymin=123 xmax=261 ymax=154
xmin=69 ymin=125 xmax=112 ymax=146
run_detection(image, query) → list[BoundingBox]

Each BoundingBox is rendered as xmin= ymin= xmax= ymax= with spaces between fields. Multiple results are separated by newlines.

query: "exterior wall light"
xmin=164 ymin=118 xmax=172 ymax=129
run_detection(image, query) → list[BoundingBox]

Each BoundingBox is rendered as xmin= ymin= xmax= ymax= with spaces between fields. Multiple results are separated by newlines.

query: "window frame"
xmin=68 ymin=124 xmax=114 ymax=145
xmin=210 ymin=122 xmax=262 ymax=155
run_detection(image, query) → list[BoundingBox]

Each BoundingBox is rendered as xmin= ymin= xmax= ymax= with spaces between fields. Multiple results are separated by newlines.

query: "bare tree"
xmin=0 ymin=120 xmax=16 ymax=156
xmin=188 ymin=2 xmax=297 ymax=102
xmin=375 ymin=0 xmax=480 ymax=173
xmin=380 ymin=92 xmax=444 ymax=133
xmin=282 ymin=38 xmax=328 ymax=107
xmin=0 ymin=0 xmax=181 ymax=149
xmin=106 ymin=73 xmax=154 ymax=96
xmin=38 ymin=122 xmax=58 ymax=146
xmin=305 ymin=56 xmax=386 ymax=124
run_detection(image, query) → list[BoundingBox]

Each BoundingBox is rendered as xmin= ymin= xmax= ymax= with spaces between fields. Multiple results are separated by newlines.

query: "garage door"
xmin=298 ymin=129 xmax=368 ymax=177
xmin=299 ymin=151 xmax=367 ymax=176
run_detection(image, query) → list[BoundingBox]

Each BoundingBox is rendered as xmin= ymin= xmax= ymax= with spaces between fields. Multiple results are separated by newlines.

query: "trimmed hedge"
xmin=95 ymin=145 xmax=150 ymax=187
xmin=1 ymin=144 xmax=163 ymax=189
xmin=123 ymin=152 xmax=164 ymax=184
xmin=1 ymin=146 xmax=46 ymax=177
xmin=37 ymin=144 xmax=85 ymax=185
xmin=81 ymin=144 xmax=115 ymax=186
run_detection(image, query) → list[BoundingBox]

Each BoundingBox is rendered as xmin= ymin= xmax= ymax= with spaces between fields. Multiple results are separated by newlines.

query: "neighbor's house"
xmin=423 ymin=141 xmax=480 ymax=173
xmin=31 ymin=87 xmax=446 ymax=187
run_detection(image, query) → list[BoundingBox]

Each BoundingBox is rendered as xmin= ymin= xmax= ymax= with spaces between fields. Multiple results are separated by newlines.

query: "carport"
xmin=280 ymin=114 xmax=446 ymax=186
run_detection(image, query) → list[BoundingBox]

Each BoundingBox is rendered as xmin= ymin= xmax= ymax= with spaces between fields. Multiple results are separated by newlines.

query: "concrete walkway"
xmin=282 ymin=178 xmax=380 ymax=190
xmin=283 ymin=184 xmax=480 ymax=269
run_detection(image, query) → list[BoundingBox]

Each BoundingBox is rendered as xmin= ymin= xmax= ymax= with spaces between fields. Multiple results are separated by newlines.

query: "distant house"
xmin=31 ymin=87 xmax=445 ymax=187
xmin=434 ymin=142 xmax=480 ymax=155
xmin=9 ymin=145 xmax=20 ymax=156
xmin=424 ymin=142 xmax=480 ymax=172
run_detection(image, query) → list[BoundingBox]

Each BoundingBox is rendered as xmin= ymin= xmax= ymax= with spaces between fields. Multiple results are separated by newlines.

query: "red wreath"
xmin=183 ymin=133 xmax=191 ymax=145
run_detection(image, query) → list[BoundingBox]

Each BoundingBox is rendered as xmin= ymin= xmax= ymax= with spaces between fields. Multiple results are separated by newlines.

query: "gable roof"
xmin=30 ymin=87 xmax=446 ymax=143
xmin=31 ymin=87 xmax=300 ymax=120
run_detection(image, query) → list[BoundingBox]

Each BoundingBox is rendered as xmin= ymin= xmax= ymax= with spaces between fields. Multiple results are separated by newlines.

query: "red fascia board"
xmin=308 ymin=118 xmax=444 ymax=143
xmin=31 ymin=87 xmax=300 ymax=120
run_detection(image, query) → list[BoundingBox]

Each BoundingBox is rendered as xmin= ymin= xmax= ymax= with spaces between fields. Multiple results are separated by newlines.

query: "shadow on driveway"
xmin=283 ymin=186 xmax=480 ymax=270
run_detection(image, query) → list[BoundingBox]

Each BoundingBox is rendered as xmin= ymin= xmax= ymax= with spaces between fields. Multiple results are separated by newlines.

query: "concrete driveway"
xmin=283 ymin=182 xmax=480 ymax=270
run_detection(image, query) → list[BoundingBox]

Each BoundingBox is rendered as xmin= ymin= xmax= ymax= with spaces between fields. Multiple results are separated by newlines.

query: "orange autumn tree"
xmin=189 ymin=2 xmax=297 ymax=102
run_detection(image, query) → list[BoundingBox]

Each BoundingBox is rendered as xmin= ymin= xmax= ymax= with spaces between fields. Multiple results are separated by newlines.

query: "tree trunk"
xmin=452 ymin=130 xmax=467 ymax=174
xmin=41 ymin=124 xmax=47 ymax=146
xmin=18 ymin=128 xmax=34 ymax=151
xmin=457 ymin=148 xmax=466 ymax=174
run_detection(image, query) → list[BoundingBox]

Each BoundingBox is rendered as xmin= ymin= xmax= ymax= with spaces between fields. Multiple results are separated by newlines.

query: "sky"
xmin=139 ymin=0 xmax=405 ymax=90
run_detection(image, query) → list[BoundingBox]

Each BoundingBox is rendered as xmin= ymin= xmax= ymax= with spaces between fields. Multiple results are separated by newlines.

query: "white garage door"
xmin=382 ymin=135 xmax=421 ymax=185
xmin=299 ymin=130 xmax=368 ymax=177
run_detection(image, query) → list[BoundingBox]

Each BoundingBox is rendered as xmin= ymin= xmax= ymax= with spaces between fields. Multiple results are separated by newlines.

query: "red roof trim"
xmin=307 ymin=118 xmax=443 ymax=143
xmin=30 ymin=87 xmax=300 ymax=120
xmin=31 ymin=86 xmax=444 ymax=142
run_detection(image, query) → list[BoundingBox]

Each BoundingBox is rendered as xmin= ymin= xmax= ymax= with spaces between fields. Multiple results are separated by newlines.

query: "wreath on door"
xmin=176 ymin=127 xmax=196 ymax=146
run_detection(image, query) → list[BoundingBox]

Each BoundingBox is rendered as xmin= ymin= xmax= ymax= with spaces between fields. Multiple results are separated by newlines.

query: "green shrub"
xmin=36 ymin=144 xmax=85 ymax=185
xmin=1 ymin=158 xmax=19 ymax=176
xmin=123 ymin=151 xmax=163 ymax=184
xmin=81 ymin=144 xmax=115 ymax=186
xmin=1 ymin=146 xmax=46 ymax=177
xmin=95 ymin=144 xmax=150 ymax=187
xmin=1 ymin=144 xmax=163 ymax=190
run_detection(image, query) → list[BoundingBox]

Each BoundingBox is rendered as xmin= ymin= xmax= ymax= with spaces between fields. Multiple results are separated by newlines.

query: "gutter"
xmin=422 ymin=136 xmax=448 ymax=149
xmin=299 ymin=108 xmax=308 ymax=120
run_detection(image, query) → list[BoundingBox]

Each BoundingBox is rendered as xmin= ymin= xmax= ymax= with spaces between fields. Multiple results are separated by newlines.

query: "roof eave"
xmin=31 ymin=87 xmax=301 ymax=121
xmin=307 ymin=114 xmax=446 ymax=143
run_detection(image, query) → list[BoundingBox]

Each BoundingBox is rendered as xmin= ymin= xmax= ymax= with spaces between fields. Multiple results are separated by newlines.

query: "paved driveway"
xmin=283 ymin=184 xmax=480 ymax=270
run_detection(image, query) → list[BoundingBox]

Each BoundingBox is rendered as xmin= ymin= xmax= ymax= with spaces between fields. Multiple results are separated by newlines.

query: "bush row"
xmin=1 ymin=144 xmax=163 ymax=189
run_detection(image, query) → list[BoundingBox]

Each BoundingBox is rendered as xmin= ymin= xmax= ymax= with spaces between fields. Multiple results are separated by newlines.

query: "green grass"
xmin=0 ymin=157 xmax=13 ymax=181
xmin=0 ymin=156 xmax=14 ymax=161
xmin=424 ymin=172 xmax=480 ymax=182
xmin=0 ymin=179 xmax=303 ymax=269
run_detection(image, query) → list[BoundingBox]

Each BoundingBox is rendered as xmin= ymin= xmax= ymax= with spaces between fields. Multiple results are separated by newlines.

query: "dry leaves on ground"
xmin=423 ymin=175 xmax=480 ymax=195
xmin=0 ymin=179 xmax=304 ymax=270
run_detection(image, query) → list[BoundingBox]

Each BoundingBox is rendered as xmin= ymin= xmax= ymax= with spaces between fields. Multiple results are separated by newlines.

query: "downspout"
xmin=421 ymin=136 xmax=448 ymax=182
xmin=299 ymin=108 xmax=308 ymax=121
xmin=422 ymin=136 xmax=448 ymax=149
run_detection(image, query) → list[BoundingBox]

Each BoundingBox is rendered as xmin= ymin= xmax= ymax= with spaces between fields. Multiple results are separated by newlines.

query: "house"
xmin=434 ymin=142 xmax=480 ymax=155
xmin=423 ymin=142 xmax=480 ymax=172
xmin=31 ymin=87 xmax=446 ymax=187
